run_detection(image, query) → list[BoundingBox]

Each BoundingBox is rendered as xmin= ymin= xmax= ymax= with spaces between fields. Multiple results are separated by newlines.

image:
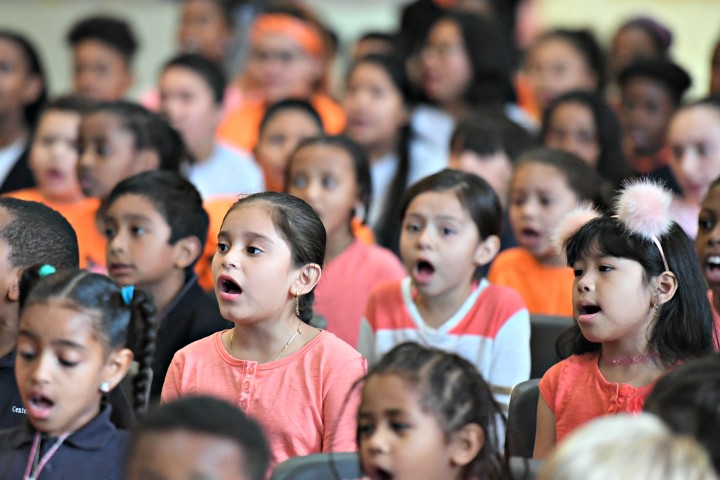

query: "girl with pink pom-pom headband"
xmin=554 ymin=179 xmax=672 ymax=272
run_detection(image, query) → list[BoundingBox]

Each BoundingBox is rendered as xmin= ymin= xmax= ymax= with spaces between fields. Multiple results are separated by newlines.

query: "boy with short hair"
xmin=67 ymin=15 xmax=137 ymax=101
xmin=104 ymin=170 xmax=230 ymax=400
xmin=127 ymin=395 xmax=270 ymax=480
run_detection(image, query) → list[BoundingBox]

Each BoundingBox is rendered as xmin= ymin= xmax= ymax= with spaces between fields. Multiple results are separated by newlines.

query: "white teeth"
xmin=708 ymin=256 xmax=720 ymax=266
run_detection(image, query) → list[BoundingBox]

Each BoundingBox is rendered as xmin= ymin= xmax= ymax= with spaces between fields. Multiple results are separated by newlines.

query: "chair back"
xmin=530 ymin=315 xmax=573 ymax=378
xmin=506 ymin=378 xmax=540 ymax=458
xmin=271 ymin=452 xmax=362 ymax=480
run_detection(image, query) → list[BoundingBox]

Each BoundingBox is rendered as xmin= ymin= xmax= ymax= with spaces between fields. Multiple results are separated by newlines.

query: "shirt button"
xmin=247 ymin=366 xmax=255 ymax=375
xmin=242 ymin=382 xmax=250 ymax=390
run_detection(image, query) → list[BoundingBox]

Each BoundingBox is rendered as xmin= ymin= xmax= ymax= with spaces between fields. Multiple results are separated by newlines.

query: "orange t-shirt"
xmin=488 ymin=247 xmax=574 ymax=317
xmin=5 ymin=188 xmax=103 ymax=270
xmin=216 ymin=94 xmax=346 ymax=152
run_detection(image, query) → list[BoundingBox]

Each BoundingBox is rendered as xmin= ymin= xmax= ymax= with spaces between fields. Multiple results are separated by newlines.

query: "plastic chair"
xmin=530 ymin=315 xmax=573 ymax=378
xmin=506 ymin=378 xmax=541 ymax=458
xmin=270 ymin=452 xmax=363 ymax=480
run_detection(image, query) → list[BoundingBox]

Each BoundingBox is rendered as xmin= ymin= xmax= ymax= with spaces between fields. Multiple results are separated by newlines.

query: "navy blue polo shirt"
xmin=0 ymin=350 xmax=26 ymax=430
xmin=0 ymin=406 xmax=127 ymax=479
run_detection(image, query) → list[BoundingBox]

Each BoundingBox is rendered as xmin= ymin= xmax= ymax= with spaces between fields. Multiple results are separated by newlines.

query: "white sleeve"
xmin=357 ymin=317 xmax=377 ymax=366
xmin=488 ymin=308 xmax=531 ymax=411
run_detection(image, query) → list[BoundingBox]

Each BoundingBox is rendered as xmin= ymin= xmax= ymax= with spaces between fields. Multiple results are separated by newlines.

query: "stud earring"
xmin=295 ymin=293 xmax=301 ymax=318
xmin=99 ymin=381 xmax=111 ymax=394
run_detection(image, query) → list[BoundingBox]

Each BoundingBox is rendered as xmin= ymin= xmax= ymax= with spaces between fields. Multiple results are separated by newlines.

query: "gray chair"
xmin=530 ymin=315 xmax=573 ymax=378
xmin=506 ymin=378 xmax=541 ymax=458
xmin=270 ymin=452 xmax=362 ymax=480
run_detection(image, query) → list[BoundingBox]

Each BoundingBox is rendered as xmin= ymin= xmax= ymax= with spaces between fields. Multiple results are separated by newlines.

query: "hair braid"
xmin=128 ymin=288 xmax=158 ymax=413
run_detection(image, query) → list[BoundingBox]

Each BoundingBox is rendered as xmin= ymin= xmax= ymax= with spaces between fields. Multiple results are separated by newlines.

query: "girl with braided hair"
xmin=0 ymin=265 xmax=157 ymax=479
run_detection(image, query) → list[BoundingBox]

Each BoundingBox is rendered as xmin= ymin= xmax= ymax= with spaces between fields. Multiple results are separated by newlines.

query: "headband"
xmin=614 ymin=179 xmax=672 ymax=271
xmin=250 ymin=14 xmax=325 ymax=58
xmin=554 ymin=179 xmax=673 ymax=271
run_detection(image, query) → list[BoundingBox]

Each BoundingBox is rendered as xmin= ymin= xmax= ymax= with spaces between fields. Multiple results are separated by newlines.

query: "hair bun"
xmin=553 ymin=202 xmax=601 ymax=255
xmin=614 ymin=179 xmax=673 ymax=241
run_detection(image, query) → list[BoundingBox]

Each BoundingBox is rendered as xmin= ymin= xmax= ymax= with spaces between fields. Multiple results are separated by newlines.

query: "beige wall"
xmin=1 ymin=1 xmax=718 ymax=100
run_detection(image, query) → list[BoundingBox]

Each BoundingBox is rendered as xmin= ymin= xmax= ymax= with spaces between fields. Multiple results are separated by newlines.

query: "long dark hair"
xmin=0 ymin=30 xmax=47 ymax=128
xmin=558 ymin=216 xmax=715 ymax=363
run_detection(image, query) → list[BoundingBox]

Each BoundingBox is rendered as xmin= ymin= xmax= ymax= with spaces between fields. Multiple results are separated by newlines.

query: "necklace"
xmin=228 ymin=321 xmax=302 ymax=362
xmin=24 ymin=431 xmax=70 ymax=480
xmin=601 ymin=350 xmax=660 ymax=366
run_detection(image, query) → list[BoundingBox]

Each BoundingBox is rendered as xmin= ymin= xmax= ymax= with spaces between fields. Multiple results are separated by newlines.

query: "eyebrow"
xmin=17 ymin=330 xmax=87 ymax=351
xmin=217 ymin=230 xmax=276 ymax=244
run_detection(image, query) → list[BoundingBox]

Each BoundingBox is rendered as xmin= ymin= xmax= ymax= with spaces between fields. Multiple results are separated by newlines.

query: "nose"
xmin=107 ymin=229 xmax=125 ymax=255
xmin=416 ymin=226 xmax=433 ymax=249
xmin=29 ymin=351 xmax=53 ymax=385
xmin=221 ymin=247 xmax=238 ymax=270
xmin=575 ymin=271 xmax=593 ymax=293
xmin=365 ymin=426 xmax=390 ymax=456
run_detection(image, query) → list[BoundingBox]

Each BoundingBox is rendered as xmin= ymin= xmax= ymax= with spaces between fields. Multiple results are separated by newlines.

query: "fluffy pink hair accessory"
xmin=614 ymin=179 xmax=673 ymax=240
xmin=552 ymin=202 xmax=601 ymax=255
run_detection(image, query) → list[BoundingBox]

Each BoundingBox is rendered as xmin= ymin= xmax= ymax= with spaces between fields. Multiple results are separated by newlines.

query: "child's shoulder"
xmin=312 ymin=330 xmax=365 ymax=364
xmin=341 ymin=241 xmax=405 ymax=273
xmin=173 ymin=330 xmax=225 ymax=360
xmin=481 ymin=280 xmax=528 ymax=310
xmin=543 ymin=352 xmax=600 ymax=384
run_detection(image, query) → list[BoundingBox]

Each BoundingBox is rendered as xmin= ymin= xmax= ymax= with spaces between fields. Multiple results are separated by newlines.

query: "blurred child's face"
xmin=667 ymin=106 xmax=720 ymax=205
xmin=697 ymin=185 xmax=720 ymax=289
xmin=287 ymin=144 xmax=359 ymax=246
xmin=344 ymin=63 xmax=408 ymax=154
xmin=127 ymin=429 xmax=248 ymax=480
xmin=30 ymin=110 xmax=83 ymax=202
xmin=510 ymin=163 xmax=579 ymax=265
xmin=0 ymin=38 xmax=42 ymax=119
xmin=160 ymin=66 xmax=220 ymax=160
xmin=212 ymin=202 xmax=302 ymax=323
xmin=177 ymin=0 xmax=232 ymax=63
xmin=77 ymin=111 xmax=140 ymax=200
xmin=352 ymin=38 xmax=394 ymax=63
xmin=105 ymin=194 xmax=187 ymax=300
xmin=571 ymin=250 xmax=655 ymax=344
xmin=449 ymin=150 xmax=512 ymax=205
xmin=247 ymin=34 xmax=320 ymax=103
xmin=253 ymin=109 xmax=322 ymax=192
xmin=0 ymin=208 xmax=20 ymax=329
xmin=15 ymin=303 xmax=128 ymax=437
xmin=401 ymin=190 xmax=491 ymax=303
xmin=72 ymin=40 xmax=132 ymax=101
xmin=359 ymin=373 xmax=472 ymax=480
xmin=544 ymin=101 xmax=600 ymax=167
xmin=420 ymin=19 xmax=472 ymax=106
xmin=620 ymin=78 xmax=675 ymax=156
xmin=526 ymin=38 xmax=596 ymax=109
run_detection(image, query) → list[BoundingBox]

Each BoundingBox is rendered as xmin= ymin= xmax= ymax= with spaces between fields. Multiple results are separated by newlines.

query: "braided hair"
xmin=359 ymin=343 xmax=509 ymax=480
xmin=19 ymin=265 xmax=158 ymax=413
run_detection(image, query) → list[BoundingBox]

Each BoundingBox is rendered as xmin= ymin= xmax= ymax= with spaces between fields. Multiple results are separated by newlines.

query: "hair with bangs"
xmin=557 ymin=215 xmax=714 ymax=363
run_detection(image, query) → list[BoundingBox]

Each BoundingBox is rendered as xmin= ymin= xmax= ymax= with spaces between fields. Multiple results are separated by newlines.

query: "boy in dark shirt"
xmin=104 ymin=171 xmax=230 ymax=401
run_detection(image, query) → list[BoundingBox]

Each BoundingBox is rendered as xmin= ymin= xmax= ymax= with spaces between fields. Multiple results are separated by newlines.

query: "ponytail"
xmin=126 ymin=288 xmax=158 ymax=413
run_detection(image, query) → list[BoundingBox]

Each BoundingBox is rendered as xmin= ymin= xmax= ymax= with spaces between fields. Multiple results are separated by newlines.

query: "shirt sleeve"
xmin=321 ymin=355 xmax=367 ymax=452
xmin=160 ymin=353 xmax=184 ymax=403
xmin=356 ymin=317 xmax=376 ymax=365
xmin=538 ymin=359 xmax=563 ymax=415
xmin=488 ymin=308 xmax=531 ymax=411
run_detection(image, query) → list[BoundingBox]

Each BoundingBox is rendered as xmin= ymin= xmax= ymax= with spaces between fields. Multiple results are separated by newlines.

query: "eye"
xmin=96 ymin=144 xmax=110 ymax=157
xmin=290 ymin=175 xmax=308 ymax=189
xmin=58 ymin=358 xmax=79 ymax=368
xmin=572 ymin=268 xmax=584 ymax=278
xmin=699 ymin=215 xmax=715 ymax=231
xmin=357 ymin=423 xmax=375 ymax=437
xmin=390 ymin=422 xmax=411 ymax=433
xmin=539 ymin=196 xmax=553 ymax=206
xmin=17 ymin=349 xmax=36 ymax=362
xmin=404 ymin=222 xmax=421 ymax=233
xmin=441 ymin=227 xmax=455 ymax=236
xmin=217 ymin=242 xmax=229 ymax=253
xmin=321 ymin=175 xmax=337 ymax=189
xmin=598 ymin=265 xmax=613 ymax=273
xmin=698 ymin=143 xmax=709 ymax=158
xmin=246 ymin=246 xmax=262 ymax=255
xmin=103 ymin=226 xmax=116 ymax=239
xmin=131 ymin=225 xmax=147 ymax=236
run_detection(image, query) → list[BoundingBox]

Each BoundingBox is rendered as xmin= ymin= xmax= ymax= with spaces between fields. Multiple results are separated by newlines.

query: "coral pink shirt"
xmin=161 ymin=330 xmax=366 ymax=467
xmin=539 ymin=352 xmax=655 ymax=445
xmin=314 ymin=240 xmax=405 ymax=346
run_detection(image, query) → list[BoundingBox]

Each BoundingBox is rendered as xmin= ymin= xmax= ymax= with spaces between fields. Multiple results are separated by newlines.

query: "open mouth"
xmin=219 ymin=277 xmax=242 ymax=295
xmin=369 ymin=466 xmax=394 ymax=480
xmin=706 ymin=256 xmax=720 ymax=270
xmin=27 ymin=394 xmax=55 ymax=419
xmin=579 ymin=304 xmax=601 ymax=315
xmin=413 ymin=260 xmax=435 ymax=283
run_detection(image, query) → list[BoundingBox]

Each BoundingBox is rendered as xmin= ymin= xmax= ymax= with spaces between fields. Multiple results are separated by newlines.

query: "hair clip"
xmin=614 ymin=179 xmax=673 ymax=271
xmin=553 ymin=202 xmax=601 ymax=255
xmin=120 ymin=285 xmax=135 ymax=305
xmin=38 ymin=264 xmax=56 ymax=277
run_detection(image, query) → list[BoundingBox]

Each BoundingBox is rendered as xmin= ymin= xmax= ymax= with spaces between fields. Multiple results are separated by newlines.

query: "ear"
xmin=132 ymin=149 xmax=161 ymax=174
xmin=6 ymin=266 xmax=22 ymax=303
xmin=172 ymin=236 xmax=202 ymax=270
xmin=102 ymin=347 xmax=134 ymax=390
xmin=655 ymin=270 xmax=678 ymax=306
xmin=292 ymin=263 xmax=322 ymax=296
xmin=473 ymin=235 xmax=500 ymax=267
xmin=448 ymin=423 xmax=485 ymax=468
xmin=21 ymin=74 xmax=43 ymax=106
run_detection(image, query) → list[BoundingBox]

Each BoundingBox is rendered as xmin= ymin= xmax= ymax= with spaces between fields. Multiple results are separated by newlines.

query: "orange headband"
xmin=251 ymin=14 xmax=325 ymax=58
